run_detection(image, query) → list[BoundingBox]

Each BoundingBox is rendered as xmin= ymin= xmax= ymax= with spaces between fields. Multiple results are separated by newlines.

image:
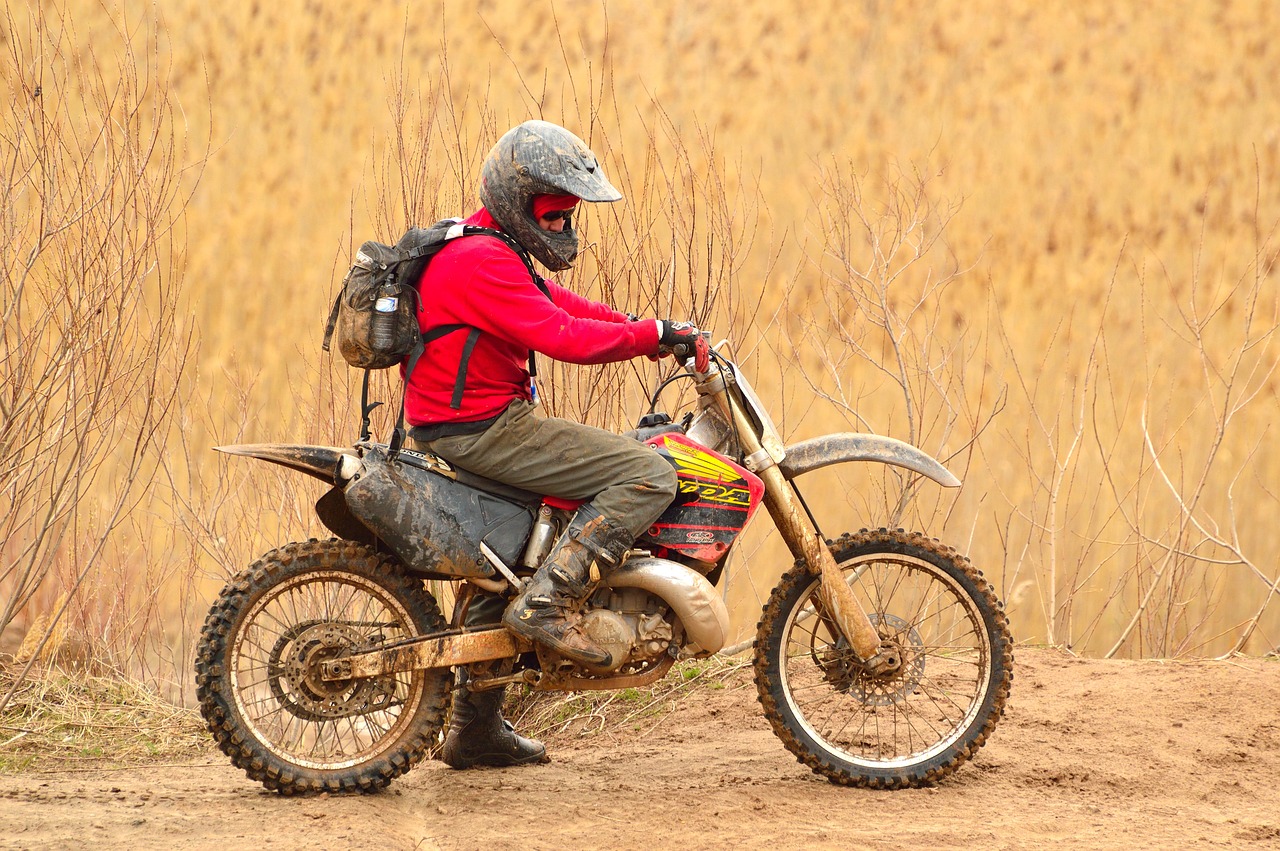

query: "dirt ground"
xmin=0 ymin=648 xmax=1277 ymax=850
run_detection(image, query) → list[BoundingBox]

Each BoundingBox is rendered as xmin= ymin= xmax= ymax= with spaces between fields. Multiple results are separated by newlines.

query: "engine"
xmin=575 ymin=587 xmax=675 ymax=674
xmin=567 ymin=555 xmax=731 ymax=675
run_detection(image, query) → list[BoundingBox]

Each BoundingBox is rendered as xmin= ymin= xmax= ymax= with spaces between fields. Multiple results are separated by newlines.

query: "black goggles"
xmin=538 ymin=208 xmax=573 ymax=222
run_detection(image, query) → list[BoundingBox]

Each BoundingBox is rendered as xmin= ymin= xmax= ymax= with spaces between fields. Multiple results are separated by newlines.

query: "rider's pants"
xmin=412 ymin=398 xmax=678 ymax=542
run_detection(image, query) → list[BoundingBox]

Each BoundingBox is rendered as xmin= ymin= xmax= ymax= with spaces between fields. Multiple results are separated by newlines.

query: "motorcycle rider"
xmin=406 ymin=120 xmax=710 ymax=768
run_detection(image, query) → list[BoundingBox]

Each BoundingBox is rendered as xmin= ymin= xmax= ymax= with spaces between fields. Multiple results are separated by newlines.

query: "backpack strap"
xmin=413 ymin=226 xmax=553 ymax=410
xmin=391 ymin=322 xmax=472 ymax=440
xmin=321 ymin=290 xmax=342 ymax=353
xmin=451 ymin=328 xmax=483 ymax=409
xmin=359 ymin=369 xmax=382 ymax=442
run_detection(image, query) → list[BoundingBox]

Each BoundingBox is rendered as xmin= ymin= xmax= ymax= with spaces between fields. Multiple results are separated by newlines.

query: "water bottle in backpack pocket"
xmin=322 ymin=222 xmax=463 ymax=371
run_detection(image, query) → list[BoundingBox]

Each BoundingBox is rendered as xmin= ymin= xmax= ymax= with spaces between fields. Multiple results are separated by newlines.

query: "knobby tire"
xmin=196 ymin=539 xmax=451 ymax=794
xmin=754 ymin=528 xmax=1013 ymax=788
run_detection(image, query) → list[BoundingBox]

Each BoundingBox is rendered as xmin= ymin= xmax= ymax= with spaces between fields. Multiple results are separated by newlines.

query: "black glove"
xmin=658 ymin=320 xmax=710 ymax=373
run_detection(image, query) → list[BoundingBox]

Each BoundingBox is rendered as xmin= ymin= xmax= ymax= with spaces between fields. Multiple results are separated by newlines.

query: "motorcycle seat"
xmin=394 ymin=445 xmax=587 ymax=512
xmin=455 ymin=467 xmax=584 ymax=512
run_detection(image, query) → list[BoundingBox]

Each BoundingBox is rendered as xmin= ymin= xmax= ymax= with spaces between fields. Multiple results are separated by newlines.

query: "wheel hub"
xmin=816 ymin=613 xmax=926 ymax=706
xmin=272 ymin=622 xmax=398 ymax=720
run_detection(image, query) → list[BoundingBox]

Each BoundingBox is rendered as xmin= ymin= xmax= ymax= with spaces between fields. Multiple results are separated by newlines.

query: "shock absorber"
xmin=521 ymin=505 xmax=557 ymax=568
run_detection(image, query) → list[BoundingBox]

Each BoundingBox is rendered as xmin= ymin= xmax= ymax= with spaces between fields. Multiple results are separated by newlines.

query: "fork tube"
xmin=711 ymin=389 xmax=884 ymax=662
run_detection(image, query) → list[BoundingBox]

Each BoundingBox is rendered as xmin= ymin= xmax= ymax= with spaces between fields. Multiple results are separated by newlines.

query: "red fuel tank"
xmin=635 ymin=432 xmax=766 ymax=564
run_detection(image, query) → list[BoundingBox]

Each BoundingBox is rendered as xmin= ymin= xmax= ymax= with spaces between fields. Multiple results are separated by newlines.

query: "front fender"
xmin=778 ymin=433 xmax=961 ymax=489
xmin=213 ymin=443 xmax=351 ymax=485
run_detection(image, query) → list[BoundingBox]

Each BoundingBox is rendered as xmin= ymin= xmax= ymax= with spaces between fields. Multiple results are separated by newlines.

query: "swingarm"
xmin=319 ymin=628 xmax=529 ymax=682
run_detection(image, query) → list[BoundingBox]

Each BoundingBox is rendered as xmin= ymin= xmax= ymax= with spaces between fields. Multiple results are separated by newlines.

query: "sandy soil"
xmin=1 ymin=648 xmax=1277 ymax=850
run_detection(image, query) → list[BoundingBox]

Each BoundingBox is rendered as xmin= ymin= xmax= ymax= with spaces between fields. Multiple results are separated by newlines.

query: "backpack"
xmin=322 ymin=219 xmax=551 ymax=442
xmin=324 ymin=219 xmax=456 ymax=370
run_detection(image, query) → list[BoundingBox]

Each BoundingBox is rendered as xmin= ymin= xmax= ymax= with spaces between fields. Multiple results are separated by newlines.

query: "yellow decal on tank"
xmin=663 ymin=436 xmax=741 ymax=483
xmin=677 ymin=480 xmax=752 ymax=507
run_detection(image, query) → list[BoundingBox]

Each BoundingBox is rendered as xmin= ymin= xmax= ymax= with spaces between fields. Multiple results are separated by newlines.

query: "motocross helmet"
xmin=479 ymin=120 xmax=622 ymax=272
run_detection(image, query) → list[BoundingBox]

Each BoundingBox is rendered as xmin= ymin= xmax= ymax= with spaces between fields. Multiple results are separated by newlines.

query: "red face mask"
xmin=531 ymin=193 xmax=579 ymax=220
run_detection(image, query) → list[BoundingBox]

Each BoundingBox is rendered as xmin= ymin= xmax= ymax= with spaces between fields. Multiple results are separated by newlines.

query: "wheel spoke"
xmin=756 ymin=531 xmax=1011 ymax=785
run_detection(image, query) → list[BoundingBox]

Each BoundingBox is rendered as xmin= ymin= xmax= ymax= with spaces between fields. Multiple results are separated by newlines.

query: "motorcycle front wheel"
xmin=754 ymin=528 xmax=1013 ymax=788
xmin=196 ymin=539 xmax=450 ymax=794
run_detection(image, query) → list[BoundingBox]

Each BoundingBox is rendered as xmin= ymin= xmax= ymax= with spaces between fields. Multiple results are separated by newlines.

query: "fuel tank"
xmin=636 ymin=432 xmax=765 ymax=563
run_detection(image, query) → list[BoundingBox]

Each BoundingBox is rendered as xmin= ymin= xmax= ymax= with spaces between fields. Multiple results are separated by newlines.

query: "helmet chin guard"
xmin=479 ymin=121 xmax=621 ymax=271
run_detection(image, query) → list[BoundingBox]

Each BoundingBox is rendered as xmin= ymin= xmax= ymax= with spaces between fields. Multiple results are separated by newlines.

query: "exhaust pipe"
xmin=608 ymin=557 xmax=731 ymax=655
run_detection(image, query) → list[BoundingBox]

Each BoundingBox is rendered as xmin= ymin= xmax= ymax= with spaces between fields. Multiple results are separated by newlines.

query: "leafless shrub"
xmin=1102 ymin=190 xmax=1280 ymax=657
xmin=986 ymin=273 xmax=1120 ymax=647
xmin=988 ymin=192 xmax=1280 ymax=657
xmin=0 ymin=5 xmax=204 ymax=710
xmin=786 ymin=160 xmax=1000 ymax=531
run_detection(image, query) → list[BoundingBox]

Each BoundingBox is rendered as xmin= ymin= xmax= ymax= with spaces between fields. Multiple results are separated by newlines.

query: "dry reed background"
xmin=3 ymin=0 xmax=1279 ymax=708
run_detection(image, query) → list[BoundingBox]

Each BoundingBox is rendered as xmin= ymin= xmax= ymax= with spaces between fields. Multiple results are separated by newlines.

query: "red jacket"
xmin=405 ymin=208 xmax=660 ymax=426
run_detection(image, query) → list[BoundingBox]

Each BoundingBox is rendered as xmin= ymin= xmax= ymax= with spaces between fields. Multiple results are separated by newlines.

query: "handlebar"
xmin=671 ymin=330 xmax=713 ymax=376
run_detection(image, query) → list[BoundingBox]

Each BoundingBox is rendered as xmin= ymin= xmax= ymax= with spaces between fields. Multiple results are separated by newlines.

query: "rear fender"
xmin=215 ymin=444 xmax=375 ymax=545
xmin=777 ymin=433 xmax=961 ymax=489
xmin=213 ymin=444 xmax=353 ymax=485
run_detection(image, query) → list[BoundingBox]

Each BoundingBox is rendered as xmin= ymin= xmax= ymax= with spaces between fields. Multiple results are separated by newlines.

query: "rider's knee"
xmin=649 ymin=454 xmax=679 ymax=501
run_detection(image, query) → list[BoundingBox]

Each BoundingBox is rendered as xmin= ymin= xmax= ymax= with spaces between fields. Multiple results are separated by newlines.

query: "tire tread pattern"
xmin=753 ymin=528 xmax=1014 ymax=788
xmin=195 ymin=539 xmax=450 ymax=795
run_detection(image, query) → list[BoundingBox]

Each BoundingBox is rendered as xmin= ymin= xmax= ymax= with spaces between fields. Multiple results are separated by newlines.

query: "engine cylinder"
xmin=606 ymin=556 xmax=731 ymax=655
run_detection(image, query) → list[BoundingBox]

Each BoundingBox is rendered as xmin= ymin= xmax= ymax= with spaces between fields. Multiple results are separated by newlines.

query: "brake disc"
xmin=815 ymin=613 xmax=926 ymax=706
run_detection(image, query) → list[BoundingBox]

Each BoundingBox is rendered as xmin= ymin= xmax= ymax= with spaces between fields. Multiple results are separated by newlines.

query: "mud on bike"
xmin=196 ymin=340 xmax=1013 ymax=794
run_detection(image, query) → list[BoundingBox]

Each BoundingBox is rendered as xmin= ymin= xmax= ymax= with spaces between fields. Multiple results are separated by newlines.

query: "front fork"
xmin=708 ymin=383 xmax=901 ymax=676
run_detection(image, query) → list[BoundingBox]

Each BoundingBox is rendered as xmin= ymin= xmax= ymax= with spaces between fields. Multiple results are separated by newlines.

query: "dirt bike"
xmin=196 ymin=340 xmax=1013 ymax=794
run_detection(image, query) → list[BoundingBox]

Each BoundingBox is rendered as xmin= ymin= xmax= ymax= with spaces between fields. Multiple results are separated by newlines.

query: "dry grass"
xmin=2 ymin=0 xmax=1279 ymax=727
xmin=506 ymin=656 xmax=752 ymax=744
xmin=0 ymin=653 xmax=747 ymax=772
xmin=0 ymin=661 xmax=207 ymax=772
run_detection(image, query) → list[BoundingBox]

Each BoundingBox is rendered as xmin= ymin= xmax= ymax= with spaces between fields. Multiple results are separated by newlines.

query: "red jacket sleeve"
xmin=445 ymin=251 xmax=659 ymax=365
xmin=546 ymin=279 xmax=631 ymax=323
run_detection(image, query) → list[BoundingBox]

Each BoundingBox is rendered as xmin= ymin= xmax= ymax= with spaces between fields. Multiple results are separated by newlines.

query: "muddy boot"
xmin=441 ymin=670 xmax=547 ymax=769
xmin=502 ymin=505 xmax=633 ymax=667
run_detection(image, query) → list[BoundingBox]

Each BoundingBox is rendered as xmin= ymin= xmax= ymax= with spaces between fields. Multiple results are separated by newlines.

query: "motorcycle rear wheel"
xmin=196 ymin=539 xmax=450 ymax=794
xmin=754 ymin=528 xmax=1013 ymax=788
